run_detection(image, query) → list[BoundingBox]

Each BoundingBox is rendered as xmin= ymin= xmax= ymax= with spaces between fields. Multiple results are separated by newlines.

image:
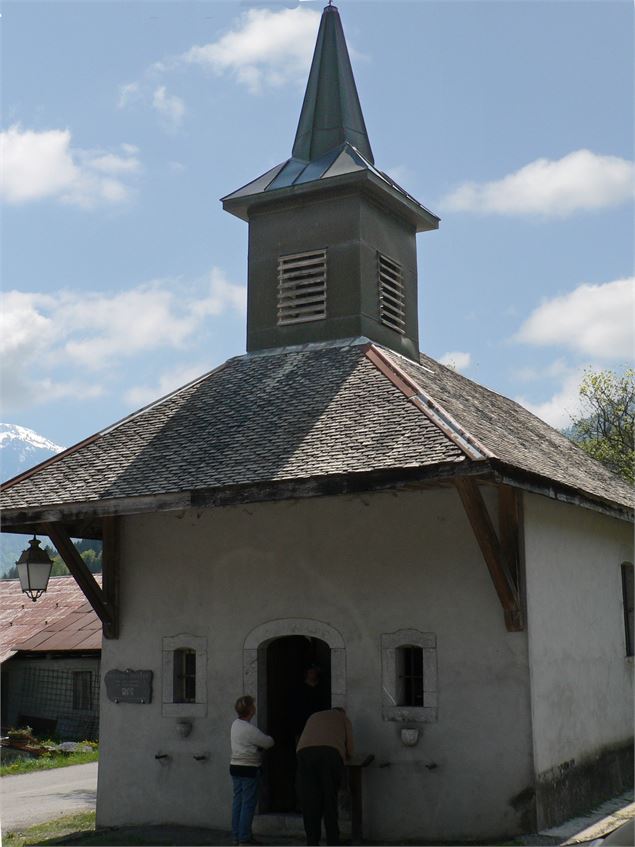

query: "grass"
xmin=4 ymin=811 xmax=96 ymax=847
xmin=0 ymin=749 xmax=99 ymax=777
xmin=3 ymin=815 xmax=227 ymax=847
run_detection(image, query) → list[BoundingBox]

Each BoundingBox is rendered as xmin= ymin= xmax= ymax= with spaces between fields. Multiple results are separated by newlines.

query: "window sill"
xmin=382 ymin=705 xmax=437 ymax=723
xmin=163 ymin=702 xmax=207 ymax=718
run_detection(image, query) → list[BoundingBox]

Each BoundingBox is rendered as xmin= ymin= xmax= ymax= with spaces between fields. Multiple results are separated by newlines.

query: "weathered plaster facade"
xmin=97 ymin=486 xmax=537 ymax=842
xmin=523 ymin=494 xmax=634 ymax=827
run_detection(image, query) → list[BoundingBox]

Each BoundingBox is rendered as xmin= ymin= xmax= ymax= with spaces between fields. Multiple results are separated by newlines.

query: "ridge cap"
xmin=365 ymin=344 xmax=494 ymax=462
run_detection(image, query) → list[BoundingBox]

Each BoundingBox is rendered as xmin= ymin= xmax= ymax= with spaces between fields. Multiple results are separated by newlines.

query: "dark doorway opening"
xmin=261 ymin=635 xmax=331 ymax=813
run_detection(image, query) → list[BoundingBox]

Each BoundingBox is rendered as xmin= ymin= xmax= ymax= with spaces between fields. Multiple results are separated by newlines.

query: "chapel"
xmin=1 ymin=5 xmax=633 ymax=842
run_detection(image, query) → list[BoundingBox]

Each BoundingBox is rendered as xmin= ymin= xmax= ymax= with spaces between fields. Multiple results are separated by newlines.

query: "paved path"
xmin=541 ymin=790 xmax=635 ymax=845
xmin=1 ymin=761 xmax=97 ymax=832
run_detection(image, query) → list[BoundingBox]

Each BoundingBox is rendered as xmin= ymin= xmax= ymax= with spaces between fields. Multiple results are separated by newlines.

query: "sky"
xmin=2 ymin=0 xmax=634 ymax=450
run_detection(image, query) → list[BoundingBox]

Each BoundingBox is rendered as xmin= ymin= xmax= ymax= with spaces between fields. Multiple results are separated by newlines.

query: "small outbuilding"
xmin=1 ymin=575 xmax=101 ymax=740
xmin=1 ymin=5 xmax=632 ymax=842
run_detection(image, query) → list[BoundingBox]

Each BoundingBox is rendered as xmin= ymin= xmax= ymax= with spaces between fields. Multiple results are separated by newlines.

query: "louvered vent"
xmin=277 ymin=249 xmax=327 ymax=326
xmin=378 ymin=252 xmax=405 ymax=334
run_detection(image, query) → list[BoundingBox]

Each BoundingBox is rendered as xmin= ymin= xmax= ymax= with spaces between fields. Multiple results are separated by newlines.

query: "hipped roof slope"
xmin=385 ymin=349 xmax=633 ymax=513
xmin=0 ymin=341 xmax=632 ymax=520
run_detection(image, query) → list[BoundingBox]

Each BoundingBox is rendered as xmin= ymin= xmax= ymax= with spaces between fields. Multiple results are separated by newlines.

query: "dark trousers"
xmin=297 ymin=746 xmax=344 ymax=846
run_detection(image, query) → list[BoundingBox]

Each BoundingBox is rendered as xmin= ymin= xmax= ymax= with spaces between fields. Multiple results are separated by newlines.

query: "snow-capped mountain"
xmin=0 ymin=423 xmax=64 ymax=484
xmin=0 ymin=424 xmax=65 ymax=576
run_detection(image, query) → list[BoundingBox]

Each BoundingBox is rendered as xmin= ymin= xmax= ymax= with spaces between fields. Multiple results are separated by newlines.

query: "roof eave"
xmin=0 ymin=461 xmax=486 ymax=531
xmin=222 ymin=168 xmax=439 ymax=232
xmin=2 ymin=457 xmax=631 ymax=530
xmin=489 ymin=459 xmax=634 ymax=524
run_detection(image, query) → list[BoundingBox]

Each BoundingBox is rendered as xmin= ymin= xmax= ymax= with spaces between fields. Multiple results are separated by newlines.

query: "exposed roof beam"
xmin=44 ymin=521 xmax=118 ymax=640
xmin=455 ymin=478 xmax=523 ymax=632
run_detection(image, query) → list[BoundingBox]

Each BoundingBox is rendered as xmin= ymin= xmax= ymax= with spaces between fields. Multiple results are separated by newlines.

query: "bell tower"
xmin=222 ymin=3 xmax=439 ymax=362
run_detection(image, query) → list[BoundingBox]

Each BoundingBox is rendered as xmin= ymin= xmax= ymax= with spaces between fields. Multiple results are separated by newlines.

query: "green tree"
xmin=1 ymin=542 xmax=102 ymax=579
xmin=568 ymin=367 xmax=635 ymax=484
xmin=48 ymin=547 xmax=70 ymax=576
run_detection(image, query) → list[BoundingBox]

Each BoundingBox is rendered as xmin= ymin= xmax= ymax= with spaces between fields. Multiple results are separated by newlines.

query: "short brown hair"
xmin=235 ymin=695 xmax=255 ymax=718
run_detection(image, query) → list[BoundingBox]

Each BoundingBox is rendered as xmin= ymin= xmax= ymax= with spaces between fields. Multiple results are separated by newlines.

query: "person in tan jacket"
xmin=296 ymin=707 xmax=354 ymax=846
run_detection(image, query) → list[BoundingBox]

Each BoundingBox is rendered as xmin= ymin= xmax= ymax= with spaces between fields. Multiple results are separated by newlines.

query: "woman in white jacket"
xmin=230 ymin=695 xmax=274 ymax=846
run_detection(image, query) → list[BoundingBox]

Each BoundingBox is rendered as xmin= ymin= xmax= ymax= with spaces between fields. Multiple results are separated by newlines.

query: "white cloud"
xmin=512 ymin=358 xmax=570 ymax=383
xmin=515 ymin=277 xmax=634 ymax=360
xmin=515 ymin=368 xmax=585 ymax=429
xmin=124 ymin=362 xmax=210 ymax=408
xmin=442 ymin=150 xmax=634 ymax=217
xmin=0 ymin=125 xmax=141 ymax=208
xmin=385 ymin=165 xmax=414 ymax=185
xmin=1 ymin=126 xmax=77 ymax=203
xmin=1 ymin=268 xmax=246 ymax=411
xmin=198 ymin=268 xmax=248 ymax=316
xmin=152 ymin=86 xmax=186 ymax=130
xmin=116 ymin=6 xmax=320 ymax=124
xmin=59 ymin=285 xmax=200 ymax=369
xmin=118 ymin=82 xmax=140 ymax=109
xmin=87 ymin=151 xmax=141 ymax=175
xmin=438 ymin=351 xmax=471 ymax=372
xmin=182 ymin=7 xmax=320 ymax=93
xmin=0 ymin=291 xmax=103 ymax=409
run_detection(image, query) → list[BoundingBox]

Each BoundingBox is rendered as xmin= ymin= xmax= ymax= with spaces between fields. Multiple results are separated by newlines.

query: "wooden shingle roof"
xmin=0 ymin=341 xmax=632 ymax=524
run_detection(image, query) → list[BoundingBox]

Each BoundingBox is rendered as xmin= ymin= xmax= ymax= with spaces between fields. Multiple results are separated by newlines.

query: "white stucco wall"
xmin=96 ymin=486 xmax=535 ymax=841
xmin=523 ymin=493 xmax=633 ymax=781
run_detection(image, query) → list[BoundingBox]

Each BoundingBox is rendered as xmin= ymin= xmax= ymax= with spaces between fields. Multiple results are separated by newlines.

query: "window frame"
xmin=396 ymin=645 xmax=424 ymax=708
xmin=162 ymin=634 xmax=207 ymax=717
xmin=72 ymin=670 xmax=93 ymax=712
xmin=621 ymin=563 xmax=634 ymax=658
xmin=173 ymin=647 xmax=197 ymax=704
xmin=381 ymin=629 xmax=437 ymax=723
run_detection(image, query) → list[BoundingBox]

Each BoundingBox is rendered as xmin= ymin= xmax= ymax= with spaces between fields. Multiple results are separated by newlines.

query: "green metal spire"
xmin=292 ymin=4 xmax=374 ymax=164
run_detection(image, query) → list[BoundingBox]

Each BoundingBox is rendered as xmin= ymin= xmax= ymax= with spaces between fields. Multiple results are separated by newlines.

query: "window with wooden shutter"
xmin=378 ymin=252 xmax=405 ymax=334
xmin=277 ymin=249 xmax=327 ymax=326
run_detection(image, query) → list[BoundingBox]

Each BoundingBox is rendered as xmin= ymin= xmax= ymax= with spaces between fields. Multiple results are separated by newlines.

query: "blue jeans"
xmin=231 ymin=774 xmax=259 ymax=843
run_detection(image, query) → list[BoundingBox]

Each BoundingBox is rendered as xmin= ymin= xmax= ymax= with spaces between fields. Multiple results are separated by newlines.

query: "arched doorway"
xmin=243 ymin=619 xmax=347 ymax=814
xmin=264 ymin=635 xmax=331 ymax=811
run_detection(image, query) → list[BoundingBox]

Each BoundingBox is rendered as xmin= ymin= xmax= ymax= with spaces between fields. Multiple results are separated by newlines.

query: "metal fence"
xmin=18 ymin=664 xmax=100 ymax=740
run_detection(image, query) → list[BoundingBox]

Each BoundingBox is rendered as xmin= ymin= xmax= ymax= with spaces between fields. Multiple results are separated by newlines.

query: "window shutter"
xmin=378 ymin=252 xmax=405 ymax=334
xmin=277 ymin=249 xmax=327 ymax=326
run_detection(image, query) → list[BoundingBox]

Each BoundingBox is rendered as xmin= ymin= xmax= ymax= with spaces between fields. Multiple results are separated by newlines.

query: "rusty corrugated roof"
xmin=0 ymin=575 xmax=101 ymax=663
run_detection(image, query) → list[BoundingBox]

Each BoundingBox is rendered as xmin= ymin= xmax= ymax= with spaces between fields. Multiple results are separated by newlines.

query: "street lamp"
xmin=16 ymin=536 xmax=53 ymax=601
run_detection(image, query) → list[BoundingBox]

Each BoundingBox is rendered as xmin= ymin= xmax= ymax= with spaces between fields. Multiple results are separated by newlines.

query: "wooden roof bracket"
xmin=44 ymin=519 xmax=119 ymax=639
xmin=455 ymin=478 xmax=524 ymax=632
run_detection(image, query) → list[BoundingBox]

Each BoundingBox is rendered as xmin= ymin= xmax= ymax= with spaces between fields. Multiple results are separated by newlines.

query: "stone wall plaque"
xmin=105 ymin=669 xmax=153 ymax=704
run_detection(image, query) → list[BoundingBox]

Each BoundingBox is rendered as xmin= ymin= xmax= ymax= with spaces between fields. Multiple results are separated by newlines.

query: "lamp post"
xmin=16 ymin=536 xmax=53 ymax=601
